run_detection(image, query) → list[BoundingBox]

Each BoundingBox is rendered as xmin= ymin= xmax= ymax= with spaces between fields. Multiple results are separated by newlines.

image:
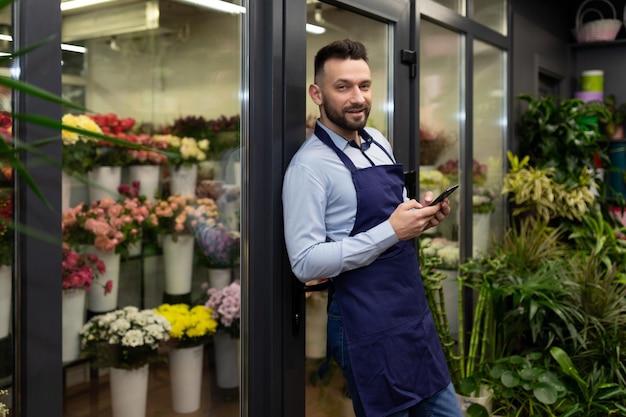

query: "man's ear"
xmin=309 ymin=84 xmax=323 ymax=106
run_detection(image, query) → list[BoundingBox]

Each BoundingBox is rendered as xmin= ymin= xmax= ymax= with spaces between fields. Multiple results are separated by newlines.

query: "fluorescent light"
xmin=178 ymin=0 xmax=245 ymax=14
xmin=60 ymin=0 xmax=116 ymax=11
xmin=0 ymin=33 xmax=86 ymax=54
xmin=62 ymin=44 xmax=88 ymax=53
xmin=306 ymin=23 xmax=326 ymax=34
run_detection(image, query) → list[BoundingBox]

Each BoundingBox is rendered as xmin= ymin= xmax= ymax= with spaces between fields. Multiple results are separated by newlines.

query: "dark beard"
xmin=322 ymin=99 xmax=370 ymax=132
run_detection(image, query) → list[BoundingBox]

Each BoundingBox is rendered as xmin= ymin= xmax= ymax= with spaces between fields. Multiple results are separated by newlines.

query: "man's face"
xmin=310 ymin=58 xmax=372 ymax=139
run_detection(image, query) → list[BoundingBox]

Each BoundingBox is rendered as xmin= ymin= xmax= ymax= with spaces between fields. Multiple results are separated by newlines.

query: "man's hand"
xmin=389 ymin=191 xmax=451 ymax=241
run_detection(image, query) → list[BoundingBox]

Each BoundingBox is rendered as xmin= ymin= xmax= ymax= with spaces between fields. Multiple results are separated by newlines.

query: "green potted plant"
xmin=597 ymin=94 xmax=626 ymax=140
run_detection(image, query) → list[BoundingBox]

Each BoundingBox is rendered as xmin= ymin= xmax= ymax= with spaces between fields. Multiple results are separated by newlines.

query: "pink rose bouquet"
xmin=62 ymin=246 xmax=112 ymax=294
xmin=147 ymin=194 xmax=219 ymax=237
xmin=62 ymin=196 xmax=152 ymax=257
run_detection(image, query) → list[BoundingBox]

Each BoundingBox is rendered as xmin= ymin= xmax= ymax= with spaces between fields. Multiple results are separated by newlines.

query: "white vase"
xmin=62 ymin=171 xmax=72 ymax=212
xmin=62 ymin=288 xmax=86 ymax=362
xmin=128 ymin=165 xmax=161 ymax=202
xmin=472 ymin=212 xmax=492 ymax=258
xmin=305 ymin=291 xmax=328 ymax=359
xmin=456 ymin=385 xmax=493 ymax=417
xmin=84 ymin=247 xmax=121 ymax=313
xmin=109 ymin=364 xmax=149 ymax=417
xmin=162 ymin=234 xmax=195 ymax=295
xmin=0 ymin=265 xmax=11 ymax=339
xmin=208 ymin=268 xmax=232 ymax=290
xmin=213 ymin=333 xmax=239 ymax=388
xmin=169 ymin=344 xmax=204 ymax=413
xmin=198 ymin=159 xmax=221 ymax=181
xmin=169 ymin=164 xmax=198 ymax=197
xmin=88 ymin=166 xmax=122 ymax=203
xmin=439 ymin=269 xmax=460 ymax=339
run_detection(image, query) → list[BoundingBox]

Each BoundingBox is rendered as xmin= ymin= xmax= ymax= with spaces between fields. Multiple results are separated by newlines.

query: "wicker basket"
xmin=573 ymin=0 xmax=622 ymax=43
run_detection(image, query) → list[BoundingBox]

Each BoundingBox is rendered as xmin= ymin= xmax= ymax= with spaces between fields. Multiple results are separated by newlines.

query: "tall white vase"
xmin=62 ymin=171 xmax=72 ymax=212
xmin=208 ymin=268 xmax=232 ymax=290
xmin=109 ymin=364 xmax=149 ymax=417
xmin=213 ymin=333 xmax=239 ymax=388
xmin=84 ymin=247 xmax=121 ymax=313
xmin=472 ymin=212 xmax=492 ymax=258
xmin=169 ymin=344 xmax=204 ymax=413
xmin=162 ymin=234 xmax=195 ymax=295
xmin=169 ymin=164 xmax=198 ymax=197
xmin=62 ymin=288 xmax=86 ymax=362
xmin=88 ymin=166 xmax=122 ymax=203
xmin=305 ymin=291 xmax=328 ymax=359
xmin=128 ymin=165 xmax=161 ymax=202
xmin=0 ymin=265 xmax=11 ymax=339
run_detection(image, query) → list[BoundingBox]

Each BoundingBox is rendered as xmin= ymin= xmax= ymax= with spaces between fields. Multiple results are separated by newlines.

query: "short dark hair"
xmin=314 ymin=39 xmax=368 ymax=81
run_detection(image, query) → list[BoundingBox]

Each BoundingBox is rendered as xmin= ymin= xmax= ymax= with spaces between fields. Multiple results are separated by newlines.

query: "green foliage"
xmin=550 ymin=347 xmax=626 ymax=417
xmin=517 ymin=94 xmax=607 ymax=188
xmin=488 ymin=351 xmax=568 ymax=417
xmin=502 ymin=151 xmax=596 ymax=222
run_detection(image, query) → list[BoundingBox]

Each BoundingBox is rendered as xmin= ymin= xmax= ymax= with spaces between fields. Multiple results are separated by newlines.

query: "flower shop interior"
xmin=2 ymin=0 xmax=626 ymax=416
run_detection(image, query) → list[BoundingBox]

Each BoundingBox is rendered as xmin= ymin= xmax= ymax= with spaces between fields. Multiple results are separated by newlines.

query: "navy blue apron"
xmin=315 ymin=124 xmax=450 ymax=417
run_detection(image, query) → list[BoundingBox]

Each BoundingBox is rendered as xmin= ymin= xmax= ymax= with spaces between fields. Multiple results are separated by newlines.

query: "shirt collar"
xmin=316 ymin=120 xmax=373 ymax=151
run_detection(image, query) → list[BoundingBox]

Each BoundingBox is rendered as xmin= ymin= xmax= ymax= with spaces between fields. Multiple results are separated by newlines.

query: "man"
xmin=282 ymin=39 xmax=462 ymax=417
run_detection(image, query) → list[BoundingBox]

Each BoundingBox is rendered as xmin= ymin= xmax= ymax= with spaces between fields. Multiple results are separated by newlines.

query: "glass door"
xmin=60 ymin=1 xmax=244 ymax=416
xmin=299 ymin=1 xmax=411 ymax=416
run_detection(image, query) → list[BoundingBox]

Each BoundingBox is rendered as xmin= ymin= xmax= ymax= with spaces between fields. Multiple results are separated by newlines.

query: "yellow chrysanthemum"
xmin=62 ymin=114 xmax=103 ymax=145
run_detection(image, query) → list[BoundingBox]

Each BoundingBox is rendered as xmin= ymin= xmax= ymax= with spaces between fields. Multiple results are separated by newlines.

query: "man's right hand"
xmin=388 ymin=198 xmax=447 ymax=241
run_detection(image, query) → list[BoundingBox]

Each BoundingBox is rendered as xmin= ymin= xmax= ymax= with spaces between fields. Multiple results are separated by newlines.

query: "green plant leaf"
xmin=533 ymin=382 xmax=559 ymax=404
xmin=501 ymin=370 xmax=520 ymax=388
xmin=466 ymin=403 xmax=490 ymax=417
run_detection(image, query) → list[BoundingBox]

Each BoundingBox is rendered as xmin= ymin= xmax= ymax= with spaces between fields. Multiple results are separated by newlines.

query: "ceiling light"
xmin=61 ymin=44 xmax=88 ymax=53
xmin=0 ymin=33 xmax=86 ymax=54
xmin=177 ymin=0 xmax=245 ymax=14
xmin=306 ymin=23 xmax=325 ymax=34
xmin=60 ymin=0 xmax=116 ymax=12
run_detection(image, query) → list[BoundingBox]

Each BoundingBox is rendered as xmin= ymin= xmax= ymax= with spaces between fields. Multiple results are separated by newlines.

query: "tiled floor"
xmin=62 ymin=352 xmax=355 ymax=417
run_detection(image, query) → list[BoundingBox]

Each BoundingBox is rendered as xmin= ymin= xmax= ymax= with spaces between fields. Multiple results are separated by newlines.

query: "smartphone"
xmin=429 ymin=184 xmax=459 ymax=206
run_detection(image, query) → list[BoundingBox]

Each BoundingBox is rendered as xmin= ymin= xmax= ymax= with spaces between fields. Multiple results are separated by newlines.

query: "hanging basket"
xmin=573 ymin=0 xmax=622 ymax=43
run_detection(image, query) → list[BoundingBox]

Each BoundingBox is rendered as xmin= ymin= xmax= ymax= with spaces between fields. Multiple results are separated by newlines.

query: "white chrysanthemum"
xmin=121 ymin=329 xmax=145 ymax=347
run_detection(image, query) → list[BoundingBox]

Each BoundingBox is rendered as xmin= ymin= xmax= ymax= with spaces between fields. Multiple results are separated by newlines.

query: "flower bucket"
xmin=472 ymin=212 xmax=492 ymax=258
xmin=110 ymin=364 xmax=149 ymax=417
xmin=213 ymin=333 xmax=239 ymax=388
xmin=162 ymin=234 xmax=195 ymax=295
xmin=88 ymin=166 xmax=122 ymax=203
xmin=169 ymin=344 xmax=204 ymax=413
xmin=128 ymin=165 xmax=161 ymax=203
xmin=208 ymin=267 xmax=232 ymax=290
xmin=0 ymin=265 xmax=11 ymax=339
xmin=84 ymin=247 xmax=120 ymax=314
xmin=62 ymin=171 xmax=72 ymax=212
xmin=62 ymin=288 xmax=86 ymax=362
xmin=169 ymin=164 xmax=198 ymax=197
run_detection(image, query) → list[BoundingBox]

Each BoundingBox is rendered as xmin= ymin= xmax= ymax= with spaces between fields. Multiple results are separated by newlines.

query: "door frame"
xmin=248 ymin=1 xmax=413 ymax=416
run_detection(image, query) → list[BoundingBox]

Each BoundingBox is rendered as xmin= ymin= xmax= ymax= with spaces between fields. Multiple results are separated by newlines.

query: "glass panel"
xmin=419 ymin=20 xmax=462 ymax=336
xmin=0 ymin=3 xmax=13 ymax=413
xmin=474 ymin=0 xmax=507 ymax=35
xmin=304 ymin=3 xmax=388 ymax=416
xmin=0 ymin=128 xmax=13 ymax=417
xmin=61 ymin=0 xmax=243 ymax=415
xmin=472 ymin=39 xmax=506 ymax=255
xmin=431 ymin=0 xmax=466 ymax=15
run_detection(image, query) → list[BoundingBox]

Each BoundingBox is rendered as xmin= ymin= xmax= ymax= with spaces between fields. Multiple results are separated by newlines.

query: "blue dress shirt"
xmin=282 ymin=122 xmax=408 ymax=282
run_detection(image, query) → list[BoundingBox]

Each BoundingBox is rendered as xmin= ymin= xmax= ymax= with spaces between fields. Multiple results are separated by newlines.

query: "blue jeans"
xmin=327 ymin=297 xmax=463 ymax=417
